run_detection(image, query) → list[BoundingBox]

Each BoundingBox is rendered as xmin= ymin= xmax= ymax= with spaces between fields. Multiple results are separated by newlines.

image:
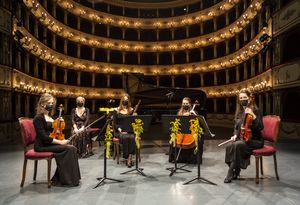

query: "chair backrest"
xmin=19 ymin=117 xmax=36 ymax=146
xmin=261 ymin=115 xmax=280 ymax=143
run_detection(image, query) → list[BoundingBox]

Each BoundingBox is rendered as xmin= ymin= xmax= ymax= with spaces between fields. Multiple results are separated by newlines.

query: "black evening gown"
xmin=33 ymin=114 xmax=81 ymax=186
xmin=113 ymin=111 xmax=136 ymax=159
xmin=71 ymin=108 xmax=90 ymax=157
xmin=225 ymin=108 xmax=264 ymax=169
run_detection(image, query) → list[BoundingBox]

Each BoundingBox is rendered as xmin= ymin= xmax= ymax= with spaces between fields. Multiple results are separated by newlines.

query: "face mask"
xmin=183 ymin=105 xmax=190 ymax=110
xmin=77 ymin=103 xmax=84 ymax=107
xmin=122 ymin=100 xmax=128 ymax=106
xmin=240 ymin=100 xmax=248 ymax=107
xmin=45 ymin=104 xmax=53 ymax=112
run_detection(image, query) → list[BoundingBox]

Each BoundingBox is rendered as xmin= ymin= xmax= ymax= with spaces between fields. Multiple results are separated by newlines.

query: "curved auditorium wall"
xmin=12 ymin=0 xmax=274 ymax=119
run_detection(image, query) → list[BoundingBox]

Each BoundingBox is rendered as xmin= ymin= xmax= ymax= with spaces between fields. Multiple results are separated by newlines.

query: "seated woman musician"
xmin=224 ymin=90 xmax=264 ymax=183
xmin=169 ymin=97 xmax=198 ymax=164
xmin=71 ymin=96 xmax=91 ymax=158
xmin=33 ymin=93 xmax=81 ymax=187
xmin=113 ymin=94 xmax=137 ymax=168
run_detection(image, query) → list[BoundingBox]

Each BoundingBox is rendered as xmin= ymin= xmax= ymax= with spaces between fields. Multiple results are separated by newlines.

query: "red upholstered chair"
xmin=19 ymin=117 xmax=54 ymax=188
xmin=252 ymin=115 xmax=280 ymax=184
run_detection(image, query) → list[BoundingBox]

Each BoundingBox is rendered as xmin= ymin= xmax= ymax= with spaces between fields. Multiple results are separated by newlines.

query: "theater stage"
xmin=0 ymin=139 xmax=300 ymax=205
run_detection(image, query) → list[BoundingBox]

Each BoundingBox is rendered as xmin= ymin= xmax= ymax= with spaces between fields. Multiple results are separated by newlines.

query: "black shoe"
xmin=233 ymin=168 xmax=240 ymax=180
xmin=224 ymin=178 xmax=232 ymax=183
xmin=224 ymin=169 xmax=233 ymax=183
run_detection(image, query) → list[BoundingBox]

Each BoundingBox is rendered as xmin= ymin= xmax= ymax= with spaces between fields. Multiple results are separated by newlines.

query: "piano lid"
xmin=122 ymin=73 xmax=207 ymax=110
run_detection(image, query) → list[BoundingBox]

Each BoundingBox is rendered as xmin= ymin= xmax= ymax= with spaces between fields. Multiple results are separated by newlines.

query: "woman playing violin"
xmin=113 ymin=94 xmax=137 ymax=167
xmin=33 ymin=93 xmax=81 ymax=186
xmin=224 ymin=90 xmax=264 ymax=183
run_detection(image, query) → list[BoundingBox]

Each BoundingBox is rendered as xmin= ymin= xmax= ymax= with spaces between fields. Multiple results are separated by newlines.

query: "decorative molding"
xmin=14 ymin=24 xmax=272 ymax=75
xmin=279 ymin=121 xmax=300 ymax=140
xmin=0 ymin=7 xmax=11 ymax=34
xmin=272 ymin=58 xmax=300 ymax=89
xmin=102 ymin=0 xmax=202 ymax=9
xmin=273 ymin=0 xmax=300 ymax=37
xmin=24 ymin=0 xmax=262 ymax=51
xmin=55 ymin=0 xmax=240 ymax=29
xmin=12 ymin=68 xmax=272 ymax=98
xmin=0 ymin=91 xmax=12 ymax=121
xmin=12 ymin=69 xmax=125 ymax=99
xmin=197 ymin=69 xmax=272 ymax=98
xmin=0 ymin=65 xmax=12 ymax=89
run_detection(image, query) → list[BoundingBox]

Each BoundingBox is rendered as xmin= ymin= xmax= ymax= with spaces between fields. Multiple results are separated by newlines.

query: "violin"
xmin=240 ymin=113 xmax=253 ymax=142
xmin=50 ymin=104 xmax=65 ymax=140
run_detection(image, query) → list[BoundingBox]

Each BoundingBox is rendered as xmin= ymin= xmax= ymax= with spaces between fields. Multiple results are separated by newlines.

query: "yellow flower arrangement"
xmin=131 ymin=118 xmax=144 ymax=149
xmin=189 ymin=118 xmax=203 ymax=154
xmin=169 ymin=118 xmax=181 ymax=147
xmin=104 ymin=123 xmax=113 ymax=158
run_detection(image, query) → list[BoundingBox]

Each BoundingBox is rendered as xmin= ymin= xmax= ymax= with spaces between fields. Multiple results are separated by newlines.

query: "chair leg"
xmin=113 ymin=143 xmax=116 ymax=160
xmin=47 ymin=158 xmax=52 ymax=188
xmin=116 ymin=143 xmax=120 ymax=164
xmin=255 ymin=156 xmax=259 ymax=184
xmin=273 ymin=154 xmax=279 ymax=180
xmin=260 ymin=156 xmax=264 ymax=176
xmin=33 ymin=160 xmax=38 ymax=181
xmin=20 ymin=158 xmax=28 ymax=187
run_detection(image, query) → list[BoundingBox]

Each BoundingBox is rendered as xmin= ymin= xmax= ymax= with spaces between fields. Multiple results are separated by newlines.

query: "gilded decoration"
xmin=55 ymin=0 xmax=241 ymax=29
xmin=0 ymin=65 xmax=12 ymax=88
xmin=12 ymin=69 xmax=125 ymax=99
xmin=273 ymin=59 xmax=300 ymax=89
xmin=14 ymin=24 xmax=272 ymax=75
xmin=23 ymin=0 xmax=262 ymax=51
xmin=273 ymin=0 xmax=300 ymax=37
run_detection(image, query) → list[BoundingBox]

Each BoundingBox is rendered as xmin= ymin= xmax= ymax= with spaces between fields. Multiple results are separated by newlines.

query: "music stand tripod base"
xmin=182 ymin=141 xmax=216 ymax=186
xmin=120 ymin=147 xmax=147 ymax=177
xmin=93 ymin=118 xmax=124 ymax=189
xmin=166 ymin=148 xmax=192 ymax=176
xmin=93 ymin=148 xmax=124 ymax=188
xmin=166 ymin=145 xmax=192 ymax=176
xmin=94 ymin=177 xmax=124 ymax=188
xmin=183 ymin=176 xmax=217 ymax=185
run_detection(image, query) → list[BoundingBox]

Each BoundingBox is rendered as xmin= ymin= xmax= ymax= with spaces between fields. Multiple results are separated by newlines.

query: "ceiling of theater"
xmin=122 ymin=0 xmax=176 ymax=2
xmin=89 ymin=0 xmax=176 ymax=3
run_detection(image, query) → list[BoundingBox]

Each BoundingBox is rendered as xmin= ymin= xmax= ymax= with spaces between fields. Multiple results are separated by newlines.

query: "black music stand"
xmin=162 ymin=115 xmax=195 ymax=176
xmin=183 ymin=115 xmax=216 ymax=185
xmin=94 ymin=114 xmax=124 ymax=188
xmin=118 ymin=115 xmax=152 ymax=177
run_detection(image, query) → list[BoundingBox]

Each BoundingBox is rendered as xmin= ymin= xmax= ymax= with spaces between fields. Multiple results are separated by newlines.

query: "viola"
xmin=177 ymin=101 xmax=199 ymax=148
xmin=240 ymin=113 xmax=253 ymax=142
xmin=50 ymin=104 xmax=65 ymax=140
xmin=189 ymin=100 xmax=199 ymax=115
xmin=131 ymin=100 xmax=141 ymax=115
xmin=176 ymin=134 xmax=195 ymax=149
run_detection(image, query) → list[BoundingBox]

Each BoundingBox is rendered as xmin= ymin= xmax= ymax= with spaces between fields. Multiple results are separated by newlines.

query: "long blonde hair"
xmin=117 ymin=93 xmax=133 ymax=113
xmin=234 ymin=90 xmax=257 ymax=119
xmin=177 ymin=97 xmax=192 ymax=115
xmin=36 ymin=93 xmax=56 ymax=115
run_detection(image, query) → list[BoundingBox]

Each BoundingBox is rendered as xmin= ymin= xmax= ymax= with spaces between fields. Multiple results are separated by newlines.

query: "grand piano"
xmin=122 ymin=73 xmax=207 ymax=163
xmin=122 ymin=72 xmax=207 ymax=117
